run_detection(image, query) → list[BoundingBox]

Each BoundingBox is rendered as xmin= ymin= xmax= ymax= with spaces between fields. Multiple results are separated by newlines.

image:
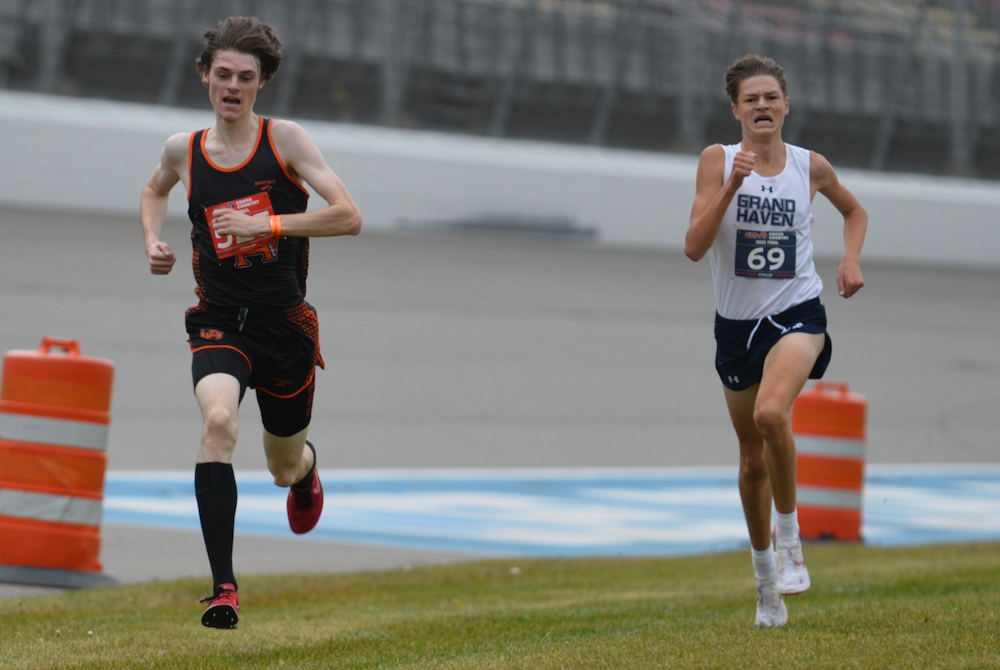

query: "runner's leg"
xmin=724 ymin=384 xmax=772 ymax=551
xmin=194 ymin=373 xmax=243 ymax=593
xmin=196 ymin=373 xmax=242 ymax=463
xmin=256 ymin=346 xmax=323 ymax=532
xmin=265 ymin=427 xmax=324 ymax=534
xmin=726 ymin=382 xmax=791 ymax=624
xmin=754 ymin=332 xmax=826 ymax=514
xmin=263 ymin=427 xmax=313 ymax=487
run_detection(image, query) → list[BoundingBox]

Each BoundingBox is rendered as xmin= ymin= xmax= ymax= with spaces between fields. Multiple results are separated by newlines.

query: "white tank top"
xmin=708 ymin=143 xmax=823 ymax=320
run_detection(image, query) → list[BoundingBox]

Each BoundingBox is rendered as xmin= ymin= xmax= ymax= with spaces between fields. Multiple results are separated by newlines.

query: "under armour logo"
xmin=728 ymin=375 xmax=740 ymax=384
xmin=761 ymin=185 xmax=773 ymax=193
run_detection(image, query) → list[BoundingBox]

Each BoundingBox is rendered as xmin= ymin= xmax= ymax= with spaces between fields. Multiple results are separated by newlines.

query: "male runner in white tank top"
xmin=686 ymin=55 xmax=867 ymax=627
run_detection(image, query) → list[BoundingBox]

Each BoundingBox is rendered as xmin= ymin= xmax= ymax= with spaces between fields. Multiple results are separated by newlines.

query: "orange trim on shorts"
xmin=266 ymin=120 xmax=311 ymax=198
xmin=254 ymin=368 xmax=316 ymax=399
xmin=200 ymin=118 xmax=264 ymax=173
xmin=189 ymin=344 xmax=253 ymax=376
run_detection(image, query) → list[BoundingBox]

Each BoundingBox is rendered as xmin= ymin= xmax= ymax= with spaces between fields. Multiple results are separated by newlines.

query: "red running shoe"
xmin=200 ymin=583 xmax=239 ymax=629
xmin=287 ymin=441 xmax=324 ymax=534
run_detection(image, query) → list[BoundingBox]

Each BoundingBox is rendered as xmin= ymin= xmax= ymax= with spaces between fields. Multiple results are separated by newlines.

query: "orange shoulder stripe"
xmin=187 ymin=131 xmax=198 ymax=202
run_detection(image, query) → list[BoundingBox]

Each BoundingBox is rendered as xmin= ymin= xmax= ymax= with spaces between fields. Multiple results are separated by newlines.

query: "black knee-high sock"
xmin=194 ymin=462 xmax=238 ymax=591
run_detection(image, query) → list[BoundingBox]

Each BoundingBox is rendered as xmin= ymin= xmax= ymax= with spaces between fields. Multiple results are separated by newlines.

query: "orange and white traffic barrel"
xmin=0 ymin=337 xmax=116 ymax=588
xmin=792 ymin=382 xmax=867 ymax=542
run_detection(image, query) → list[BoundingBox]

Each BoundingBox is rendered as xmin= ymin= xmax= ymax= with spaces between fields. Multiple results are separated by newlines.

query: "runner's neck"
xmin=206 ymin=115 xmax=261 ymax=167
xmin=742 ymin=137 xmax=786 ymax=177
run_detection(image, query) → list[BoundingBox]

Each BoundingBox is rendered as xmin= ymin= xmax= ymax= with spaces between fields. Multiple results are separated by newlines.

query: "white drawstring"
xmin=746 ymin=316 xmax=792 ymax=350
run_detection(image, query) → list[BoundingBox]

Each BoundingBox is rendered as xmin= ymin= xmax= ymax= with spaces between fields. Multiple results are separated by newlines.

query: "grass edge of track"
xmin=1 ymin=542 xmax=998 ymax=669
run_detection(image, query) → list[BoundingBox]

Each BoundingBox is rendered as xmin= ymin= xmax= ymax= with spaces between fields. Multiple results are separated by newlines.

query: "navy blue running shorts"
xmin=714 ymin=297 xmax=832 ymax=391
xmin=185 ymin=302 xmax=324 ymax=437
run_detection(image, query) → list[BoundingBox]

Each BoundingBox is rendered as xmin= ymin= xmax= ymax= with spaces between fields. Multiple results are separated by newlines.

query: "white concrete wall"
xmin=0 ymin=90 xmax=997 ymax=268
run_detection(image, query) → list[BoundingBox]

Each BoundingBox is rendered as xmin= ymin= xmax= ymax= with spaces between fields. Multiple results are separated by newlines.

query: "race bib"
xmin=735 ymin=229 xmax=796 ymax=279
xmin=206 ymin=192 xmax=278 ymax=260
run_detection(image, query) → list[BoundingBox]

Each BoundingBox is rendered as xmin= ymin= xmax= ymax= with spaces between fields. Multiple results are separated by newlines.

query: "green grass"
xmin=1 ymin=543 xmax=999 ymax=669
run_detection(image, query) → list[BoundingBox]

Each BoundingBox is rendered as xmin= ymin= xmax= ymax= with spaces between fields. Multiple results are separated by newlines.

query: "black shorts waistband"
xmin=714 ymin=297 xmax=821 ymax=328
xmin=190 ymin=302 xmax=305 ymax=330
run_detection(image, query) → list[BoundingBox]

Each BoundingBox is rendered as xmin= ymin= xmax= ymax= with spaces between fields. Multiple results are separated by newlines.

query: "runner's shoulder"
xmin=808 ymin=150 xmax=839 ymax=190
xmin=696 ymin=144 xmax=727 ymax=184
xmin=700 ymin=143 xmax=726 ymax=162
xmin=161 ymin=132 xmax=193 ymax=170
xmin=268 ymin=118 xmax=309 ymax=142
xmin=269 ymin=119 xmax=323 ymax=167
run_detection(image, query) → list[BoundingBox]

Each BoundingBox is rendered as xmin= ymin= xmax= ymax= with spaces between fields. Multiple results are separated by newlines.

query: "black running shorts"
xmin=714 ymin=297 xmax=832 ymax=391
xmin=185 ymin=302 xmax=324 ymax=437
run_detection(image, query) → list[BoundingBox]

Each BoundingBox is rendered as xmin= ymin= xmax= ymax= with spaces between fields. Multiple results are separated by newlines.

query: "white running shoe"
xmin=755 ymin=577 xmax=788 ymax=628
xmin=775 ymin=538 xmax=811 ymax=595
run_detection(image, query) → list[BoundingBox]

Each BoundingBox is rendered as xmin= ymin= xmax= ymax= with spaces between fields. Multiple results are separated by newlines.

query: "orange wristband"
xmin=269 ymin=214 xmax=282 ymax=237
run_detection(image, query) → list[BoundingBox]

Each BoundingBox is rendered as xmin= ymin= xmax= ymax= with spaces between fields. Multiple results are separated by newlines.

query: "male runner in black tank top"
xmin=139 ymin=16 xmax=362 ymax=629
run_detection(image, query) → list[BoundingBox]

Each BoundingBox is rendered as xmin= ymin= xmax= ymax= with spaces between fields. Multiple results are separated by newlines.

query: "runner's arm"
xmin=140 ymin=134 xmax=187 ymax=275
xmin=211 ymin=120 xmax=361 ymax=239
xmin=685 ymin=145 xmax=753 ymax=261
xmin=811 ymin=152 xmax=867 ymax=298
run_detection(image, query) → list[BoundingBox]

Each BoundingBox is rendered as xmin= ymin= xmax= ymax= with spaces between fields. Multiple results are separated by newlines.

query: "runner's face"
xmin=732 ymin=75 xmax=788 ymax=138
xmin=202 ymin=50 xmax=263 ymax=120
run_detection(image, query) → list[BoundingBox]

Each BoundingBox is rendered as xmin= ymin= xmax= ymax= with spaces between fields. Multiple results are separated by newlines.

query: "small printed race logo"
xmin=200 ymin=329 xmax=224 ymax=341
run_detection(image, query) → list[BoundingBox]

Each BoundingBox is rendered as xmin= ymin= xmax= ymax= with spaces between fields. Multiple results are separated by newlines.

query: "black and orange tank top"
xmin=187 ymin=117 xmax=310 ymax=309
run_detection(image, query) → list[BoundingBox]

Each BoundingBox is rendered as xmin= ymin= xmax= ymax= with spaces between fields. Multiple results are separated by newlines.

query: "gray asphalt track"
xmin=2 ymin=208 xmax=998 ymax=597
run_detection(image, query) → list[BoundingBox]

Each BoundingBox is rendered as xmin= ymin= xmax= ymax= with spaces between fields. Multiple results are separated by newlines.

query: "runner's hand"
xmin=147 ymin=241 xmax=176 ymax=275
xmin=837 ymin=257 xmax=864 ymax=298
xmin=211 ymin=208 xmax=269 ymax=237
xmin=730 ymin=150 xmax=755 ymax=189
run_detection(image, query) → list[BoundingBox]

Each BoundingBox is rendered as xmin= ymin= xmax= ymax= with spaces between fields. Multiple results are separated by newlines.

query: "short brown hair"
xmin=196 ymin=16 xmax=283 ymax=84
xmin=725 ymin=54 xmax=787 ymax=104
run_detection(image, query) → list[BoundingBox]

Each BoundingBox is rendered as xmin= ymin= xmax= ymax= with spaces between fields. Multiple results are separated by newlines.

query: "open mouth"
xmin=223 ymin=96 xmax=240 ymax=106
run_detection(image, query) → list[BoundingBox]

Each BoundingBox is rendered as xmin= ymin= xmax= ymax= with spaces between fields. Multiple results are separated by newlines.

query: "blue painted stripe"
xmin=101 ymin=465 xmax=1000 ymax=557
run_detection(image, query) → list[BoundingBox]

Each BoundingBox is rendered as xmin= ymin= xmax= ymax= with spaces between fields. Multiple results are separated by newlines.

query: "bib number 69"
xmin=747 ymin=246 xmax=785 ymax=271
xmin=735 ymin=229 xmax=796 ymax=279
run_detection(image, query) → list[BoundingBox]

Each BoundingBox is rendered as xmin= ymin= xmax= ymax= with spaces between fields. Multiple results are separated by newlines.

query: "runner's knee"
xmin=740 ymin=447 xmax=768 ymax=482
xmin=202 ymin=405 xmax=238 ymax=447
xmin=753 ymin=403 xmax=789 ymax=442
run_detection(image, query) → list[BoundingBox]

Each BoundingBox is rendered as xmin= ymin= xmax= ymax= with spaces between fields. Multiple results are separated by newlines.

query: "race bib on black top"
xmin=206 ymin=192 xmax=277 ymax=261
xmin=735 ymin=229 xmax=796 ymax=279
